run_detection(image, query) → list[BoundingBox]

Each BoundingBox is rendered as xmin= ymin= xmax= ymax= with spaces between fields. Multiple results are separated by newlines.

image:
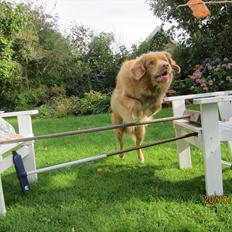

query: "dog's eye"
xmin=149 ymin=61 xmax=155 ymax=65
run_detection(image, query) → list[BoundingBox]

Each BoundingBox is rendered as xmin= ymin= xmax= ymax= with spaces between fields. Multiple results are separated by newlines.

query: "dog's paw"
xmin=138 ymin=157 xmax=144 ymax=164
xmin=119 ymin=154 xmax=125 ymax=160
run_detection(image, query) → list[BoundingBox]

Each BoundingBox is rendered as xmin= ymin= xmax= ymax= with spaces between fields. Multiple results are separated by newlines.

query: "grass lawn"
xmin=1 ymin=106 xmax=232 ymax=232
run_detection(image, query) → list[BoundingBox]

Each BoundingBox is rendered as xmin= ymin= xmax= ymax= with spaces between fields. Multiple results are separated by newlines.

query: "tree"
xmin=0 ymin=2 xmax=130 ymax=111
xmin=147 ymin=0 xmax=232 ymax=60
xmin=0 ymin=2 xmax=31 ymax=110
xmin=131 ymin=28 xmax=174 ymax=57
xmin=67 ymin=26 xmax=129 ymax=96
xmin=86 ymin=32 xmax=118 ymax=93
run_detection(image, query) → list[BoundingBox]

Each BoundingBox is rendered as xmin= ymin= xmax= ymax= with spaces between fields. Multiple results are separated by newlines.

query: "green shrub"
xmin=15 ymin=85 xmax=49 ymax=110
xmin=92 ymin=94 xmax=111 ymax=114
xmin=49 ymin=85 xmax=66 ymax=98
xmin=39 ymin=104 xmax=51 ymax=118
xmin=68 ymin=96 xmax=81 ymax=115
xmin=38 ymin=91 xmax=111 ymax=118
xmin=79 ymin=90 xmax=110 ymax=115
xmin=47 ymin=96 xmax=72 ymax=118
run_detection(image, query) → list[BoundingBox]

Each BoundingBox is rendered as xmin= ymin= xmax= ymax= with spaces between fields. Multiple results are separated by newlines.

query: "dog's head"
xmin=131 ymin=51 xmax=181 ymax=86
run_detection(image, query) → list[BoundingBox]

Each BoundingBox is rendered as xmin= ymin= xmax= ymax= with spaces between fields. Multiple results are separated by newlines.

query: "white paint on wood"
xmin=171 ymin=99 xmax=186 ymax=117
xmin=194 ymin=95 xmax=232 ymax=104
xmin=0 ymin=143 xmax=21 ymax=154
xmin=174 ymin=120 xmax=202 ymax=133
xmin=17 ymin=115 xmax=37 ymax=183
xmin=166 ymin=90 xmax=232 ymax=102
xmin=218 ymin=102 xmax=232 ymax=156
xmin=174 ymin=124 xmax=202 ymax=149
xmin=0 ymin=146 xmax=29 ymax=173
xmin=171 ymin=100 xmax=192 ymax=168
xmin=0 ymin=110 xmax=38 ymax=215
xmin=218 ymin=101 xmax=232 ymax=121
xmin=200 ymin=103 xmax=223 ymax=195
xmin=175 ymin=127 xmax=192 ymax=169
xmin=0 ymin=110 xmax=38 ymax=118
xmin=0 ymin=155 xmax=6 ymax=216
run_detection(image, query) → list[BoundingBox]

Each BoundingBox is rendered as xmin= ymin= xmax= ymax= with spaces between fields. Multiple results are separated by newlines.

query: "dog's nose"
xmin=162 ymin=63 xmax=169 ymax=69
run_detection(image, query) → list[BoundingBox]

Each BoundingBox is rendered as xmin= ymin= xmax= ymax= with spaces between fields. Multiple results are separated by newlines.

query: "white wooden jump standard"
xmin=0 ymin=110 xmax=38 ymax=216
xmin=167 ymin=91 xmax=232 ymax=196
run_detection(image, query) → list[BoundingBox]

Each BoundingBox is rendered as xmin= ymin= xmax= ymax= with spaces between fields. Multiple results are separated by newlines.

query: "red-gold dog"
xmin=111 ymin=51 xmax=181 ymax=163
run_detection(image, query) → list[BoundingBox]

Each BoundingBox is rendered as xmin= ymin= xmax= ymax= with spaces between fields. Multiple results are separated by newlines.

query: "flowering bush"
xmin=186 ymin=57 xmax=232 ymax=93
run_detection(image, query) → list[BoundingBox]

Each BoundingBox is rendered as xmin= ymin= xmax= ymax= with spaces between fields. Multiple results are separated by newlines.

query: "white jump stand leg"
xmin=17 ymin=115 xmax=37 ymax=183
xmin=0 ymin=178 xmax=6 ymax=216
xmin=227 ymin=120 xmax=232 ymax=158
xmin=172 ymin=100 xmax=192 ymax=169
xmin=200 ymin=103 xmax=223 ymax=195
xmin=218 ymin=102 xmax=232 ymax=157
xmin=175 ymin=127 xmax=192 ymax=169
xmin=0 ymin=156 xmax=6 ymax=216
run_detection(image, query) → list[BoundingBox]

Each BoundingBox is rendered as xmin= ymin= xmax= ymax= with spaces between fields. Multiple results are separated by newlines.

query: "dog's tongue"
xmin=156 ymin=75 xmax=168 ymax=83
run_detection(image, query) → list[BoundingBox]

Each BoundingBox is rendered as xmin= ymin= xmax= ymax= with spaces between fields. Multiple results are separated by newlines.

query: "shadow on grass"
xmin=2 ymin=160 xmax=232 ymax=211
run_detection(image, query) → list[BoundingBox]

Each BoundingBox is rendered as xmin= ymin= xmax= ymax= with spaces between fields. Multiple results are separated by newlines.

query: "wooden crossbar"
xmin=25 ymin=132 xmax=198 ymax=175
xmin=0 ymin=115 xmax=191 ymax=145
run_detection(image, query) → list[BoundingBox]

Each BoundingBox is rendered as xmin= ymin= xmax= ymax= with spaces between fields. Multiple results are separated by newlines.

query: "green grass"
xmin=1 ymin=106 xmax=232 ymax=232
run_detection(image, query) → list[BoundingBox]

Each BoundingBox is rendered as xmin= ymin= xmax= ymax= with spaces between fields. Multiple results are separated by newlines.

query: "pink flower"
xmin=195 ymin=64 xmax=201 ymax=69
xmin=195 ymin=64 xmax=204 ymax=71
xmin=195 ymin=79 xmax=203 ymax=84
xmin=208 ymin=80 xmax=213 ymax=85
xmin=201 ymin=83 xmax=207 ymax=87
xmin=194 ymin=70 xmax=202 ymax=79
xmin=203 ymin=87 xmax=208 ymax=92
xmin=189 ymin=75 xmax=195 ymax=80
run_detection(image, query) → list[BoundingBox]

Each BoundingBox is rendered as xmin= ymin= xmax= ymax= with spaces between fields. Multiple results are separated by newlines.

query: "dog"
xmin=111 ymin=51 xmax=181 ymax=163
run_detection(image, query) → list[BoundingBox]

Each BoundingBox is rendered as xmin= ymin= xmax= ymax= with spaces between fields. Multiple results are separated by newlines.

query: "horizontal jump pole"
xmin=14 ymin=132 xmax=197 ymax=193
xmin=221 ymin=160 xmax=232 ymax=168
xmin=0 ymin=115 xmax=190 ymax=145
xmin=27 ymin=132 xmax=197 ymax=175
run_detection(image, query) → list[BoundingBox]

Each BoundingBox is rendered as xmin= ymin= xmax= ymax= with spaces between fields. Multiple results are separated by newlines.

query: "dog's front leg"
xmin=120 ymin=97 xmax=143 ymax=122
xmin=145 ymin=100 xmax=162 ymax=117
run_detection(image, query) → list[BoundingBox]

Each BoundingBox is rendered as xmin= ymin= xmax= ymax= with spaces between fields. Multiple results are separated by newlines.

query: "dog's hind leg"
xmin=135 ymin=125 xmax=145 ymax=163
xmin=112 ymin=112 xmax=125 ymax=159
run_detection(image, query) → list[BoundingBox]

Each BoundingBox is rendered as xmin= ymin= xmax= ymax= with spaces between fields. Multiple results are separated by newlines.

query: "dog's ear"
xmin=131 ymin=56 xmax=146 ymax=80
xmin=164 ymin=52 xmax=181 ymax=73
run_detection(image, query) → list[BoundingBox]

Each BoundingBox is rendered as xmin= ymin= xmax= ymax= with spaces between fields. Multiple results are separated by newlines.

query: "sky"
xmin=12 ymin=0 xmax=162 ymax=49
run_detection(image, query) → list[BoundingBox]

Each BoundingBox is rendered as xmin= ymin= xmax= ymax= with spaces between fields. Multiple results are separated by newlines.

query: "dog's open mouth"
xmin=155 ymin=71 xmax=169 ymax=83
